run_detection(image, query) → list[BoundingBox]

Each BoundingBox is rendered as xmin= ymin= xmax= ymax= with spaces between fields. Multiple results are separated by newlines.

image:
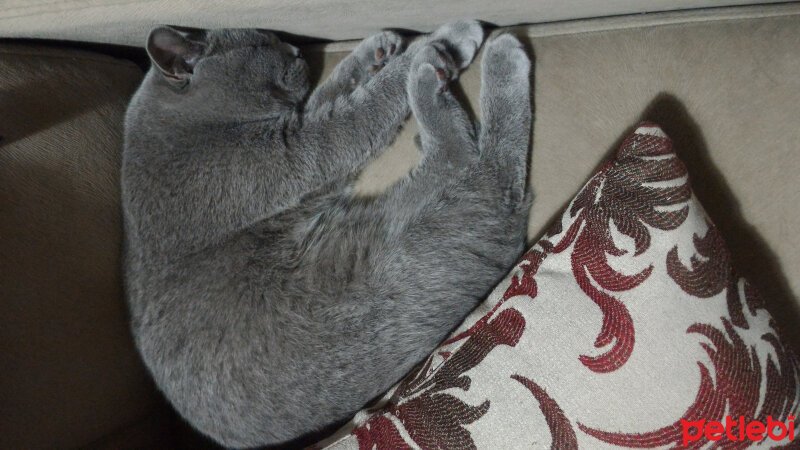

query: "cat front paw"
xmin=429 ymin=20 xmax=484 ymax=69
xmin=353 ymin=31 xmax=404 ymax=80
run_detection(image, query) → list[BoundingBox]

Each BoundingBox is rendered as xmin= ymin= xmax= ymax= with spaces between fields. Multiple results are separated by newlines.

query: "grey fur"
xmin=122 ymin=22 xmax=531 ymax=448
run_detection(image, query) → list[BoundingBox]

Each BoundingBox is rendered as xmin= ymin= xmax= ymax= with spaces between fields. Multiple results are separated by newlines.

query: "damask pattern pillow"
xmin=319 ymin=124 xmax=800 ymax=449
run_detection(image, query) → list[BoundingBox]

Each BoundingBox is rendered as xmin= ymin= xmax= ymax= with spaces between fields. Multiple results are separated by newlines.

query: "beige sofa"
xmin=2 ymin=2 xmax=798 ymax=448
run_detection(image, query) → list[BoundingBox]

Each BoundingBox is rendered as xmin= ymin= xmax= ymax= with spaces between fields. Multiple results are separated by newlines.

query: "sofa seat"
xmin=0 ymin=45 xmax=154 ymax=448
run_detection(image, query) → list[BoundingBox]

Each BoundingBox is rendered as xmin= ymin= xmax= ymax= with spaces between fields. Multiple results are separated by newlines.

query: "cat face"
xmin=145 ymin=27 xmax=310 ymax=119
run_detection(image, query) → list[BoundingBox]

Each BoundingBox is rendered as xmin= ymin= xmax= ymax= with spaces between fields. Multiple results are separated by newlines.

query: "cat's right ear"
xmin=146 ymin=26 xmax=206 ymax=84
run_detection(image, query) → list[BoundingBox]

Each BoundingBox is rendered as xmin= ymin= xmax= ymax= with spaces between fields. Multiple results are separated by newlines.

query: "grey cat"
xmin=122 ymin=20 xmax=532 ymax=448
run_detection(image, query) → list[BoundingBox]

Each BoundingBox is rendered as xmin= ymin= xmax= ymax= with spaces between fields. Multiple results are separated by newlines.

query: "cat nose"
xmin=281 ymin=42 xmax=300 ymax=57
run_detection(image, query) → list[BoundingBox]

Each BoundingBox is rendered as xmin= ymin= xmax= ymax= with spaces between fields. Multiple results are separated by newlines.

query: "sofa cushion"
xmin=0 ymin=45 xmax=152 ymax=449
xmin=320 ymin=124 xmax=800 ymax=449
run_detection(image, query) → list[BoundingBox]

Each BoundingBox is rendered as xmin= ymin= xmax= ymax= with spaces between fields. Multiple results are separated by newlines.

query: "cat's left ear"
xmin=146 ymin=26 xmax=206 ymax=83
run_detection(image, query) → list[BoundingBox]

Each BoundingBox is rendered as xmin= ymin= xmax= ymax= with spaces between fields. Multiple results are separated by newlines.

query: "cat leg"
xmin=408 ymin=42 xmax=479 ymax=176
xmin=305 ymin=20 xmax=483 ymax=116
xmin=400 ymin=22 xmax=486 ymax=183
xmin=378 ymin=40 xmax=481 ymax=219
xmin=373 ymin=35 xmax=531 ymax=294
xmin=355 ymin=35 xmax=531 ymax=365
xmin=289 ymin=21 xmax=484 ymax=185
xmin=478 ymin=34 xmax=532 ymax=206
xmin=323 ymin=39 xmax=531 ymax=386
xmin=305 ymin=31 xmax=405 ymax=114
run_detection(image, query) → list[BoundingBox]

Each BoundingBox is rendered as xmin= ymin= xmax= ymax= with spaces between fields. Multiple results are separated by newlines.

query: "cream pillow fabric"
xmin=319 ymin=124 xmax=800 ymax=449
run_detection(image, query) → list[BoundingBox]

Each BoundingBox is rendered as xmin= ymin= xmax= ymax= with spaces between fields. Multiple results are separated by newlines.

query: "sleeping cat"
xmin=121 ymin=21 xmax=532 ymax=447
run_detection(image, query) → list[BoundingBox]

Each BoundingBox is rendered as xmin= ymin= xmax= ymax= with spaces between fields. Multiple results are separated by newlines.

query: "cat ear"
xmin=146 ymin=26 xmax=206 ymax=83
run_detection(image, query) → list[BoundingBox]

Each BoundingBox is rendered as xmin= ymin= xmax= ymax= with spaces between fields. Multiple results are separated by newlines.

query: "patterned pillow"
xmin=318 ymin=124 xmax=800 ymax=449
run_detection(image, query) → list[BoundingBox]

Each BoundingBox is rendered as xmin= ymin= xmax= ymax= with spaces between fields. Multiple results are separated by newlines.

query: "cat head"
xmin=144 ymin=26 xmax=309 ymax=119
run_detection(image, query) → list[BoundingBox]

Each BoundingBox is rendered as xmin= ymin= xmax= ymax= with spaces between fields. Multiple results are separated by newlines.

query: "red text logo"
xmin=682 ymin=415 xmax=795 ymax=446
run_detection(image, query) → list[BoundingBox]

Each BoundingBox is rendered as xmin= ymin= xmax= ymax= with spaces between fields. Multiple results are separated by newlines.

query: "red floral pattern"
xmin=577 ymin=225 xmax=800 ymax=448
xmin=551 ymin=128 xmax=691 ymax=373
xmin=512 ymin=375 xmax=578 ymax=449
xmin=320 ymin=124 xmax=800 ymax=450
xmin=350 ymin=308 xmax=525 ymax=449
xmin=580 ymin=315 xmax=798 ymax=449
xmin=667 ymin=224 xmax=756 ymax=329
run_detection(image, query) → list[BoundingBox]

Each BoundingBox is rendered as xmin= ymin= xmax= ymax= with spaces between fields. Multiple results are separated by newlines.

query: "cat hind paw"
xmin=409 ymin=42 xmax=459 ymax=95
xmin=481 ymin=34 xmax=530 ymax=86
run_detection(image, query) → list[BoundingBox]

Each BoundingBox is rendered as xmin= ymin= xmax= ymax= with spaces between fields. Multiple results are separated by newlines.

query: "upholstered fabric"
xmin=319 ymin=124 xmax=800 ymax=449
xmin=0 ymin=0 xmax=784 ymax=47
xmin=0 ymin=45 xmax=152 ymax=449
